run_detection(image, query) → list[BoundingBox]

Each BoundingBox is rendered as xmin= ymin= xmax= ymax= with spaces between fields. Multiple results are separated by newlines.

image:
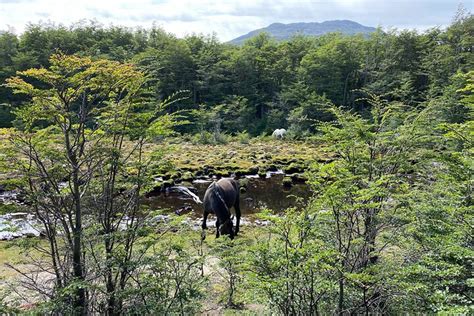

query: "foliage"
xmin=0 ymin=15 xmax=471 ymax=135
xmin=245 ymin=86 xmax=472 ymax=314
xmin=1 ymin=53 xmax=189 ymax=314
xmin=396 ymin=69 xmax=473 ymax=313
xmin=0 ymin=9 xmax=472 ymax=315
xmin=211 ymin=236 xmax=249 ymax=308
xmin=249 ymin=209 xmax=336 ymax=315
xmin=115 ymin=230 xmax=206 ymax=314
xmin=307 ymin=92 xmax=432 ymax=313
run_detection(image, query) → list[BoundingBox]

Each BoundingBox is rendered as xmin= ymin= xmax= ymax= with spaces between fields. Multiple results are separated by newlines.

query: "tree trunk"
xmin=72 ymin=169 xmax=86 ymax=314
xmin=338 ymin=275 xmax=344 ymax=315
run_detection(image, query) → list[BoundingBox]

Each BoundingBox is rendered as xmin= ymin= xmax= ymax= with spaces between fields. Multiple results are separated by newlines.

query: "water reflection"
xmin=144 ymin=175 xmax=311 ymax=218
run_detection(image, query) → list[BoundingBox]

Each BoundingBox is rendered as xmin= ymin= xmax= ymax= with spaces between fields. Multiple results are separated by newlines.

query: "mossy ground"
xmin=149 ymin=137 xmax=329 ymax=185
xmin=0 ymin=129 xmax=328 ymax=189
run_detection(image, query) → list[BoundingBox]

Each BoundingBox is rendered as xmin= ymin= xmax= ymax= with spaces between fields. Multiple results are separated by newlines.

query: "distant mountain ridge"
xmin=230 ymin=20 xmax=376 ymax=44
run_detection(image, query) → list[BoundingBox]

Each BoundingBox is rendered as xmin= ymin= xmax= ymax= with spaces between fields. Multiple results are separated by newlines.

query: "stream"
xmin=144 ymin=173 xmax=311 ymax=218
xmin=0 ymin=173 xmax=311 ymax=240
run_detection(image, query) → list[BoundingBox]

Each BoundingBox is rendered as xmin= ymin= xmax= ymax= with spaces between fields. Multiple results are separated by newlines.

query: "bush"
xmin=235 ymin=130 xmax=250 ymax=144
xmin=191 ymin=131 xmax=231 ymax=145
xmin=192 ymin=131 xmax=214 ymax=145
xmin=121 ymin=233 xmax=206 ymax=314
xmin=211 ymin=237 xmax=248 ymax=308
xmin=248 ymin=209 xmax=337 ymax=315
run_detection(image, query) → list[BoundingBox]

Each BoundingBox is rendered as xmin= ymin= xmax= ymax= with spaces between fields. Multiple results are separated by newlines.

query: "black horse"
xmin=202 ymin=178 xmax=241 ymax=239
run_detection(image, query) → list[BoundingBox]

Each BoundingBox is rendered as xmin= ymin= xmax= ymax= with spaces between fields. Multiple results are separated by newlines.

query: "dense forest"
xmin=0 ymin=9 xmax=472 ymax=315
xmin=1 ymin=13 xmax=472 ymax=136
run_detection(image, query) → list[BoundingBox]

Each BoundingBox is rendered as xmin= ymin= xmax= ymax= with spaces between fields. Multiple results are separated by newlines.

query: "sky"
xmin=0 ymin=0 xmax=470 ymax=41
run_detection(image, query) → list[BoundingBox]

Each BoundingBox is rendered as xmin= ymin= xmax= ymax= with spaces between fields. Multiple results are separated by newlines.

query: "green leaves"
xmin=248 ymin=208 xmax=337 ymax=314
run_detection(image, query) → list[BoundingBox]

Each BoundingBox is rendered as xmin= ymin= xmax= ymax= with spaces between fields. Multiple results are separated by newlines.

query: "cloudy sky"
xmin=0 ymin=0 xmax=470 ymax=41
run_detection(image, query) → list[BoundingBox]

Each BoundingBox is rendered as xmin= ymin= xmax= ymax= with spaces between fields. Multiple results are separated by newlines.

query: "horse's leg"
xmin=202 ymin=211 xmax=209 ymax=230
xmin=201 ymin=211 xmax=209 ymax=240
xmin=234 ymin=199 xmax=241 ymax=235
xmin=215 ymin=218 xmax=220 ymax=238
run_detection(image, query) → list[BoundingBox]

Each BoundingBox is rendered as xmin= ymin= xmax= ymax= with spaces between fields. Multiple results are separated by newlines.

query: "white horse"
xmin=272 ymin=128 xmax=286 ymax=139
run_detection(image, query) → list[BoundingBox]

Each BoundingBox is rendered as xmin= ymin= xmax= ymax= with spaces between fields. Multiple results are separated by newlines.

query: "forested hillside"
xmin=229 ymin=20 xmax=376 ymax=44
xmin=1 ymin=14 xmax=472 ymax=136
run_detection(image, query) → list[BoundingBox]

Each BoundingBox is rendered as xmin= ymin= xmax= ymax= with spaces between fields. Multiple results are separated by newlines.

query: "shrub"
xmin=248 ymin=209 xmax=337 ymax=315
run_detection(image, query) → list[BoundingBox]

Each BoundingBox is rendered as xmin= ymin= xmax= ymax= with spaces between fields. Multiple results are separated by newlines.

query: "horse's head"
xmin=220 ymin=216 xmax=235 ymax=239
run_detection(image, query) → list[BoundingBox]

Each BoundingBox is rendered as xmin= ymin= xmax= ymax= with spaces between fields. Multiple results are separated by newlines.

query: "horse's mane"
xmin=210 ymin=181 xmax=231 ymax=221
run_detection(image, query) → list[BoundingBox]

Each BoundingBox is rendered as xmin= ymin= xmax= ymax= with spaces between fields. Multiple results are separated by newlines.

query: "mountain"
xmin=229 ymin=20 xmax=376 ymax=44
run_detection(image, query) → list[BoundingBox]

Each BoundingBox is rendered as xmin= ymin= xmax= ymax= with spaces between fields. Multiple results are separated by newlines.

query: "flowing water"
xmin=144 ymin=174 xmax=311 ymax=218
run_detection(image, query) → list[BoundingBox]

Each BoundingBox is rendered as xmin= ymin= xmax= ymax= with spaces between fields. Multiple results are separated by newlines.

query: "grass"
xmin=0 ymin=241 xmax=26 ymax=267
xmin=0 ymin=240 xmax=47 ymax=279
xmin=0 ymin=240 xmax=37 ymax=290
xmin=0 ymin=226 xmax=273 ymax=314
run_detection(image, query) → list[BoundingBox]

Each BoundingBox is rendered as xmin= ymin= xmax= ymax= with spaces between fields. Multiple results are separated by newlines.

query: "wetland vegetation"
xmin=0 ymin=10 xmax=472 ymax=315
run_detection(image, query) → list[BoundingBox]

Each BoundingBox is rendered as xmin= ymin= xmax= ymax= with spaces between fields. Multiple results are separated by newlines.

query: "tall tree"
xmin=4 ymin=54 xmax=153 ymax=313
xmin=309 ymin=92 xmax=431 ymax=313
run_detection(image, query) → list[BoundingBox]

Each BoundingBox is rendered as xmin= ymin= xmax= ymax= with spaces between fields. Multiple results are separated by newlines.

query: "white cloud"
xmin=0 ymin=0 xmax=468 ymax=41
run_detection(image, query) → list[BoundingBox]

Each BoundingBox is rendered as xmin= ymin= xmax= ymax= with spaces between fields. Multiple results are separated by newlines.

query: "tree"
xmin=279 ymin=81 xmax=334 ymax=135
xmin=299 ymin=34 xmax=364 ymax=107
xmin=211 ymin=237 xmax=249 ymax=308
xmin=398 ymin=70 xmax=472 ymax=313
xmin=0 ymin=31 xmax=19 ymax=127
xmin=308 ymin=92 xmax=432 ymax=313
xmin=3 ymin=53 xmax=185 ymax=313
xmin=185 ymin=33 xmax=230 ymax=105
xmin=225 ymin=33 xmax=284 ymax=131
xmin=136 ymin=38 xmax=195 ymax=110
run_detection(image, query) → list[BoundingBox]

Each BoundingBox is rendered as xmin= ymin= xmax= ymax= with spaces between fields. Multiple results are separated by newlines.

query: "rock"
xmin=234 ymin=169 xmax=246 ymax=177
xmin=248 ymin=166 xmax=259 ymax=174
xmin=282 ymin=177 xmax=293 ymax=188
xmin=290 ymin=173 xmax=308 ymax=183
xmin=151 ymin=214 xmax=171 ymax=223
xmin=0 ymin=213 xmax=42 ymax=240
xmin=146 ymin=184 xmax=162 ymax=197
xmin=182 ymin=171 xmax=194 ymax=182
xmin=214 ymin=169 xmax=231 ymax=178
xmin=245 ymin=174 xmax=260 ymax=179
xmin=283 ymin=162 xmax=304 ymax=174
xmin=193 ymin=178 xmax=212 ymax=184
xmin=266 ymin=164 xmax=278 ymax=172
xmin=234 ymin=166 xmax=258 ymax=176
xmin=6 ymin=212 xmax=29 ymax=219
xmin=194 ymin=170 xmax=204 ymax=177
xmin=175 ymin=205 xmax=193 ymax=215
xmin=266 ymin=169 xmax=284 ymax=178
xmin=239 ymin=178 xmax=250 ymax=188
xmin=162 ymin=179 xmax=174 ymax=189
xmin=171 ymin=172 xmax=181 ymax=180
xmin=254 ymin=219 xmax=270 ymax=226
xmin=0 ymin=190 xmax=20 ymax=204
